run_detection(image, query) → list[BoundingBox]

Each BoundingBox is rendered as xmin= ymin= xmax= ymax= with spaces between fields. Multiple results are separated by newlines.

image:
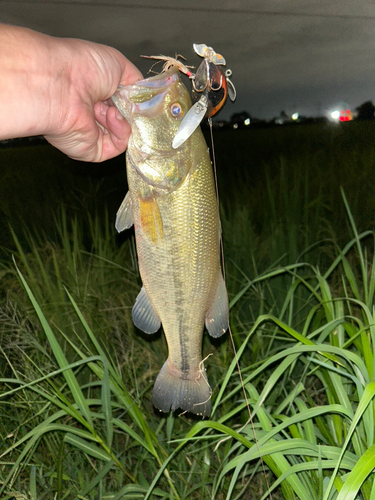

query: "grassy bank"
xmin=1 ymin=122 xmax=375 ymax=499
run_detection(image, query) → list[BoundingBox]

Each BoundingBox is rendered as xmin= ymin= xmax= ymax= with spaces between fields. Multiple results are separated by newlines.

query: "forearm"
xmin=0 ymin=24 xmax=63 ymax=139
xmin=0 ymin=23 xmax=142 ymax=161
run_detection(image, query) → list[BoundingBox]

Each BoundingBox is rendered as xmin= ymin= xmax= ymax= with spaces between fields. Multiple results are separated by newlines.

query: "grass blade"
xmin=13 ymin=258 xmax=93 ymax=428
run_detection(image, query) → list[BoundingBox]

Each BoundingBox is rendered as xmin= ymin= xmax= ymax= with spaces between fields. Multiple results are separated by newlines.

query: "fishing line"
xmin=208 ymin=119 xmax=273 ymax=499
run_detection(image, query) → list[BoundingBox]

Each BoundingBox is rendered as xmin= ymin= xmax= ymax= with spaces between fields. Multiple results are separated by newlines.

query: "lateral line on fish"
xmin=208 ymin=119 xmax=273 ymax=499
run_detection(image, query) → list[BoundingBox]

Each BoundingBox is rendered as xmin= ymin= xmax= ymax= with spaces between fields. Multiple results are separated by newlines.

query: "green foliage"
xmin=2 ymin=123 xmax=375 ymax=499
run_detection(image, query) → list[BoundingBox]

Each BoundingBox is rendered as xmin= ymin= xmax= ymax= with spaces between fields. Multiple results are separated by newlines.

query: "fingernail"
xmin=100 ymin=102 xmax=107 ymax=116
xmin=116 ymin=109 xmax=124 ymax=121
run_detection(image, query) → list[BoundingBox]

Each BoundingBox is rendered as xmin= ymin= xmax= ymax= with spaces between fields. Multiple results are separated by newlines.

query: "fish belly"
xmin=128 ymin=134 xmax=220 ymax=416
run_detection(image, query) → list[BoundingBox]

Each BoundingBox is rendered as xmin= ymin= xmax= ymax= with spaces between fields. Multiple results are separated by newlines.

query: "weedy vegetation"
xmin=1 ymin=121 xmax=375 ymax=499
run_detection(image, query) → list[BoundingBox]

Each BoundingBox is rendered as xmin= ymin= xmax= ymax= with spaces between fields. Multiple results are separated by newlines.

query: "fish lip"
xmin=134 ymin=67 xmax=179 ymax=89
xmin=117 ymin=67 xmax=179 ymax=93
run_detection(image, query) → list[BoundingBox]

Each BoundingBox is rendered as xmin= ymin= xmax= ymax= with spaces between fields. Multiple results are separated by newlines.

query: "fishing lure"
xmin=142 ymin=43 xmax=236 ymax=149
xmin=172 ymin=44 xmax=236 ymax=148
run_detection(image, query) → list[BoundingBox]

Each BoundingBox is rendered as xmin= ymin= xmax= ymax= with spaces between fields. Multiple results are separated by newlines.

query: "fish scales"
xmin=129 ymin=135 xmax=219 ymax=377
xmin=112 ymin=67 xmax=229 ymax=417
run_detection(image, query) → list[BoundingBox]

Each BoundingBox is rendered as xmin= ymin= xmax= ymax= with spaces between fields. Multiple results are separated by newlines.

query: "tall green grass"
xmin=2 ymin=123 xmax=375 ymax=499
xmin=2 ymin=197 xmax=375 ymax=499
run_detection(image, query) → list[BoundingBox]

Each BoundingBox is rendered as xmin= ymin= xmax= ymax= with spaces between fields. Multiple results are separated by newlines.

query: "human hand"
xmin=44 ymin=38 xmax=143 ymax=162
xmin=0 ymin=24 xmax=142 ymax=162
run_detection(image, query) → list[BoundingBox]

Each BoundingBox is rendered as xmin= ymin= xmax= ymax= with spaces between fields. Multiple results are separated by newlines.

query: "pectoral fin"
xmin=115 ymin=192 xmax=133 ymax=233
xmin=139 ymin=196 xmax=163 ymax=245
xmin=132 ymin=286 xmax=161 ymax=334
xmin=205 ymin=273 xmax=229 ymax=338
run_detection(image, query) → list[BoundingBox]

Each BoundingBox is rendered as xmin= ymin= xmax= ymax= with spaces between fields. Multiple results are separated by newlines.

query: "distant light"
xmin=339 ymin=109 xmax=352 ymax=122
xmin=244 ymin=118 xmax=250 ymax=125
xmin=292 ymin=113 xmax=299 ymax=120
xmin=331 ymin=110 xmax=340 ymax=120
xmin=233 ymin=123 xmax=239 ymax=129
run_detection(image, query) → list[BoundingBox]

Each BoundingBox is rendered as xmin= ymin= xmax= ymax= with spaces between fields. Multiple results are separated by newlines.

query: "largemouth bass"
xmin=112 ymin=67 xmax=228 ymax=417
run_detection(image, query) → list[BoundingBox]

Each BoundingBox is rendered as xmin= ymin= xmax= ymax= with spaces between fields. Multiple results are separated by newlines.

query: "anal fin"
xmin=115 ymin=191 xmax=133 ymax=233
xmin=205 ymin=273 xmax=229 ymax=338
xmin=132 ymin=286 xmax=161 ymax=334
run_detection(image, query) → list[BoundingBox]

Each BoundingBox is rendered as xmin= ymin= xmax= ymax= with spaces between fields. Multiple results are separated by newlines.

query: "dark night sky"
xmin=2 ymin=0 xmax=375 ymax=120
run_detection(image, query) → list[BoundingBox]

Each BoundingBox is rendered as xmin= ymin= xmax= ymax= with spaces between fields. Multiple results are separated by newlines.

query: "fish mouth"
xmin=112 ymin=68 xmax=180 ymax=121
xmin=134 ymin=67 xmax=179 ymax=90
xmin=130 ymin=70 xmax=180 ymax=119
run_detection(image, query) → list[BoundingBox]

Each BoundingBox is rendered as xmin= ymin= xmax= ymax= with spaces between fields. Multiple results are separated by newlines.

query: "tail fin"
xmin=151 ymin=359 xmax=212 ymax=417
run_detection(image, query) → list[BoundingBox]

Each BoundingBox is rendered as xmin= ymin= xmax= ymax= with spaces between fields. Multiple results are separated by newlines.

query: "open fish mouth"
xmin=112 ymin=66 xmax=191 ymax=155
xmin=112 ymin=68 xmax=181 ymax=121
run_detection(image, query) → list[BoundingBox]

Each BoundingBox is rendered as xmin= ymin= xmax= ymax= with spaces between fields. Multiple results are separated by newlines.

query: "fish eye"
xmin=170 ymin=102 xmax=184 ymax=119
